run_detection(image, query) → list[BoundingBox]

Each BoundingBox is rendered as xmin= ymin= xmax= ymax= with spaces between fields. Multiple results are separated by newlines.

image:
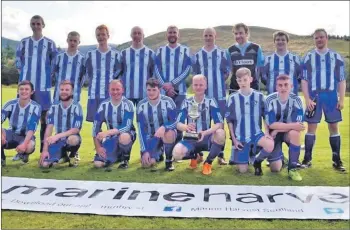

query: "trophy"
xmin=183 ymin=100 xmax=202 ymax=141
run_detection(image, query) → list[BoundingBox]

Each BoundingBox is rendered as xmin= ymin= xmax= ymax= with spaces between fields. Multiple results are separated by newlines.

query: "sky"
xmin=2 ymin=1 xmax=349 ymax=47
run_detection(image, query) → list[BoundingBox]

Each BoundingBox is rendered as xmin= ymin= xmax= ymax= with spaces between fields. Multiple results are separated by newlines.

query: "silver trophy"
xmin=183 ymin=100 xmax=202 ymax=141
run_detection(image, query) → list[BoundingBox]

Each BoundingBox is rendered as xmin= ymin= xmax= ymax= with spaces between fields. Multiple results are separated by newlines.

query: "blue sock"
xmin=1 ymin=147 xmax=5 ymax=160
xmin=288 ymin=143 xmax=301 ymax=170
xmin=330 ymin=135 xmax=341 ymax=162
xmin=304 ymin=134 xmax=315 ymax=162
xmin=119 ymin=142 xmax=133 ymax=161
xmin=164 ymin=143 xmax=175 ymax=163
xmin=205 ymin=142 xmax=224 ymax=164
xmin=148 ymin=137 xmax=162 ymax=156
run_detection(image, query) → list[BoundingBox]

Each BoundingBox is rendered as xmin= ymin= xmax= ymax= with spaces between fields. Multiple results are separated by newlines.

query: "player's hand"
xmin=96 ymin=132 xmax=108 ymax=142
xmin=197 ymin=130 xmax=206 ymax=142
xmin=306 ymin=98 xmax=316 ymax=111
xmin=141 ymin=152 xmax=151 ymax=167
xmin=337 ymin=100 xmax=344 ymax=110
xmin=265 ymin=133 xmax=274 ymax=140
xmin=166 ymin=88 xmax=176 ymax=97
xmin=16 ymin=143 xmax=27 ymax=153
xmin=186 ymin=123 xmax=196 ymax=132
xmin=96 ymin=147 xmax=107 ymax=159
xmin=1 ymin=131 xmax=6 ymax=146
xmin=293 ymin=122 xmax=305 ymax=131
xmin=154 ymin=126 xmax=166 ymax=138
xmin=40 ymin=151 xmax=49 ymax=166
xmin=46 ymin=136 xmax=59 ymax=145
xmin=233 ymin=139 xmax=243 ymax=150
xmin=270 ymin=130 xmax=278 ymax=139
xmin=163 ymin=83 xmax=173 ymax=91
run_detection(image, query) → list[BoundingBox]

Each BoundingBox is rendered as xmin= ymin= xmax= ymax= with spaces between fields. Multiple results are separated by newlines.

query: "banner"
xmin=1 ymin=177 xmax=349 ymax=219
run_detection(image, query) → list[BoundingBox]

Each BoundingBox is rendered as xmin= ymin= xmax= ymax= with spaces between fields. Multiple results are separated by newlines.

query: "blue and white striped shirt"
xmin=1 ymin=99 xmax=42 ymax=135
xmin=136 ymin=95 xmax=177 ymax=153
xmin=52 ymin=51 xmax=85 ymax=102
xmin=92 ymin=97 xmax=135 ymax=137
xmin=15 ymin=36 xmax=57 ymax=92
xmin=193 ymin=46 xmax=231 ymax=100
xmin=120 ymin=46 xmax=155 ymax=99
xmin=302 ymin=49 xmax=346 ymax=93
xmin=263 ymin=52 xmax=301 ymax=94
xmin=46 ymin=101 xmax=83 ymax=134
xmin=154 ymin=44 xmax=192 ymax=95
xmin=225 ymin=90 xmax=265 ymax=142
xmin=85 ymin=47 xmax=122 ymax=100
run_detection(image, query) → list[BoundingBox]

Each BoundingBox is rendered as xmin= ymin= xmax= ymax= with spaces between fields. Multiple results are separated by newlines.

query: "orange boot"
xmin=202 ymin=162 xmax=212 ymax=175
xmin=189 ymin=159 xmax=198 ymax=169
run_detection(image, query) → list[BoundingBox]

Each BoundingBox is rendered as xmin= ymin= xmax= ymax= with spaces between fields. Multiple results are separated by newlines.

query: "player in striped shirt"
xmin=193 ymin=27 xmax=232 ymax=165
xmin=120 ymin=26 xmax=155 ymax=106
xmin=154 ymin=25 xmax=192 ymax=109
xmin=262 ymin=31 xmax=302 ymax=95
xmin=265 ymin=74 xmax=305 ymax=181
xmin=15 ymin=15 xmax=57 ymax=153
xmin=39 ymin=80 xmax=83 ymax=168
xmin=172 ymin=75 xmax=226 ymax=175
xmin=301 ymin=28 xmax=346 ymax=171
xmin=225 ymin=68 xmax=274 ymax=174
xmin=52 ymin=31 xmax=85 ymax=103
xmin=137 ymin=78 xmax=178 ymax=171
xmin=228 ymin=23 xmax=265 ymax=92
xmin=92 ymin=80 xmax=136 ymax=169
xmin=84 ymin=24 xmax=122 ymax=122
xmin=1 ymin=81 xmax=42 ymax=166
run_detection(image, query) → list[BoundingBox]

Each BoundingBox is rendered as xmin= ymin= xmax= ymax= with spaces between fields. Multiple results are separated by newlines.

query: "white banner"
xmin=1 ymin=177 xmax=349 ymax=219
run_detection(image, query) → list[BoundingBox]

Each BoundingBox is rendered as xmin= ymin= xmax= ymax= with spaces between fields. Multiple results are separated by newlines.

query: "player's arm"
xmin=136 ymin=105 xmax=150 ymax=155
xmin=223 ymin=50 xmax=232 ymax=80
xmin=92 ymin=106 xmax=107 ymax=157
xmin=295 ymin=55 xmax=302 ymax=84
xmin=176 ymin=101 xmax=191 ymax=132
xmin=337 ymin=55 xmax=346 ymax=110
xmin=15 ymin=40 xmax=24 ymax=74
xmin=118 ymin=102 xmax=134 ymax=134
xmin=153 ymin=48 xmax=166 ymax=85
xmin=300 ymin=54 xmax=315 ymax=111
xmin=113 ymin=51 xmax=123 ymax=79
xmin=49 ymin=41 xmax=58 ymax=71
xmin=1 ymin=102 xmax=14 ymax=145
xmin=170 ymin=48 xmax=191 ymax=87
xmin=163 ymin=99 xmax=178 ymax=130
xmin=79 ymin=56 xmax=87 ymax=88
xmin=202 ymin=100 xmax=224 ymax=136
xmin=261 ymin=56 xmax=269 ymax=86
xmin=256 ymin=46 xmax=265 ymax=88
xmin=42 ymin=106 xmax=55 ymax=153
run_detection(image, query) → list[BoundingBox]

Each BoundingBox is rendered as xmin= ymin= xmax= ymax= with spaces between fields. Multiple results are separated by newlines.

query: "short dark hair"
xmin=312 ymin=28 xmax=328 ymax=38
xmin=30 ymin=15 xmax=45 ymax=27
xmin=273 ymin=31 xmax=289 ymax=43
xmin=276 ymin=74 xmax=291 ymax=82
xmin=59 ymin=80 xmax=74 ymax=90
xmin=233 ymin=23 xmax=249 ymax=34
xmin=18 ymin=80 xmax=34 ymax=91
xmin=146 ymin=78 xmax=161 ymax=88
xmin=68 ymin=31 xmax=80 ymax=38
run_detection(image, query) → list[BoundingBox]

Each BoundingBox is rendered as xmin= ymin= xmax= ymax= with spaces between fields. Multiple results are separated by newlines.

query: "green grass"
xmin=1 ymin=87 xmax=349 ymax=229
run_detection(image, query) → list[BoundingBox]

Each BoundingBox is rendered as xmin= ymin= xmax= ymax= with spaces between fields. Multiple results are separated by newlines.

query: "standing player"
xmin=228 ymin=23 xmax=264 ymax=92
xmin=172 ymin=75 xmax=226 ymax=175
xmin=15 ymin=15 xmax=57 ymax=153
xmin=120 ymin=26 xmax=155 ymax=106
xmin=193 ymin=27 xmax=232 ymax=165
xmin=154 ymin=25 xmax=192 ymax=109
xmin=301 ymin=28 xmax=346 ymax=171
xmin=262 ymin=31 xmax=302 ymax=95
xmin=225 ymin=68 xmax=274 ymax=174
xmin=137 ymin=78 xmax=178 ymax=171
xmin=1 ymin=81 xmax=42 ymax=166
xmin=92 ymin=80 xmax=136 ymax=169
xmin=39 ymin=80 xmax=83 ymax=168
xmin=264 ymin=74 xmax=305 ymax=181
xmin=84 ymin=24 xmax=122 ymax=122
xmin=52 ymin=31 xmax=85 ymax=103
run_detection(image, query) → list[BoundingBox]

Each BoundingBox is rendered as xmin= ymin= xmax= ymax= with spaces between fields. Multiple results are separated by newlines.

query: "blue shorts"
xmin=2 ymin=129 xmax=36 ymax=154
xmin=86 ymin=98 xmax=107 ymax=122
xmin=305 ymin=91 xmax=342 ymax=124
xmin=179 ymin=134 xmax=213 ymax=159
xmin=94 ymin=131 xmax=136 ymax=163
xmin=268 ymin=132 xmax=288 ymax=163
xmin=32 ymin=91 xmax=51 ymax=111
xmin=230 ymin=133 xmax=264 ymax=164
xmin=44 ymin=135 xmax=82 ymax=163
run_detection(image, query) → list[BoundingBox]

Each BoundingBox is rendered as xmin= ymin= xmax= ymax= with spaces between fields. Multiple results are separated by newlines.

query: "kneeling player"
xmin=39 ymin=80 xmax=83 ymax=168
xmin=93 ymin=80 xmax=136 ymax=169
xmin=261 ymin=74 xmax=305 ymax=181
xmin=1 ymin=81 xmax=41 ymax=166
xmin=172 ymin=74 xmax=226 ymax=175
xmin=137 ymin=78 xmax=177 ymax=171
xmin=226 ymin=68 xmax=274 ymax=174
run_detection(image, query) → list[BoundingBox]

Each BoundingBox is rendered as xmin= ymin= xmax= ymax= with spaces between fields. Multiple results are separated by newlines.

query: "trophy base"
xmin=183 ymin=132 xmax=202 ymax=141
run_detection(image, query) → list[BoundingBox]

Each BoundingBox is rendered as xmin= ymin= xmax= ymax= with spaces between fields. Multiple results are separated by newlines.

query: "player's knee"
xmin=270 ymin=160 xmax=282 ymax=172
xmin=67 ymin=135 xmax=80 ymax=146
xmin=172 ymin=144 xmax=186 ymax=161
xmin=163 ymin=130 xmax=176 ymax=143
xmin=213 ymin=129 xmax=226 ymax=144
xmin=41 ymin=162 xmax=51 ymax=168
xmin=264 ymin=139 xmax=275 ymax=153
xmin=119 ymin=133 xmax=132 ymax=145
xmin=288 ymin=130 xmax=300 ymax=141
xmin=328 ymin=123 xmax=339 ymax=135
xmin=237 ymin=164 xmax=248 ymax=173
xmin=307 ymin=123 xmax=317 ymax=133
xmin=25 ymin=141 xmax=35 ymax=154
xmin=94 ymin=161 xmax=104 ymax=168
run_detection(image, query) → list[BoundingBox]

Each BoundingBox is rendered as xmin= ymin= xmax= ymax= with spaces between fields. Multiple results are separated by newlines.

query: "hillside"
xmin=2 ymin=26 xmax=349 ymax=57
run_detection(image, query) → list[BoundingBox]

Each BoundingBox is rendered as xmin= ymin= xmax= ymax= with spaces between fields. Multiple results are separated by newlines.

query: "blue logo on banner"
xmin=324 ymin=208 xmax=344 ymax=214
xmin=163 ymin=206 xmax=182 ymax=212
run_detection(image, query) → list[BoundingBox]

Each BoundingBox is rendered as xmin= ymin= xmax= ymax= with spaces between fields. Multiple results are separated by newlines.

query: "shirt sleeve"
xmin=92 ymin=104 xmax=105 ymax=137
xmin=301 ymin=53 xmax=311 ymax=81
xmin=265 ymin=100 xmax=276 ymax=126
xmin=1 ymin=101 xmax=13 ymax=124
xmin=154 ymin=48 xmax=165 ymax=85
xmin=291 ymin=96 xmax=304 ymax=122
xmin=72 ymin=104 xmax=84 ymax=130
xmin=257 ymin=46 xmax=265 ymax=67
xmin=113 ymin=51 xmax=123 ymax=79
xmin=46 ymin=106 xmax=55 ymax=125
xmin=170 ymin=47 xmax=192 ymax=87
xmin=136 ymin=103 xmax=148 ymax=154
xmin=118 ymin=101 xmax=134 ymax=133
xmin=209 ymin=98 xmax=223 ymax=124
xmin=15 ymin=40 xmax=24 ymax=70
xmin=27 ymin=105 xmax=42 ymax=132
xmin=225 ymin=96 xmax=235 ymax=124
xmin=163 ymin=98 xmax=178 ymax=130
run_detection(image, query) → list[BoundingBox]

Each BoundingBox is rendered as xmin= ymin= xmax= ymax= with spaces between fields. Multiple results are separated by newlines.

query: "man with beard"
xmin=92 ymin=80 xmax=136 ymax=169
xmin=192 ymin=27 xmax=231 ymax=165
xmin=2 ymin=81 xmax=42 ymax=166
xmin=84 ymin=24 xmax=122 ymax=122
xmin=301 ymin=28 xmax=346 ymax=171
xmin=137 ymin=78 xmax=178 ymax=171
xmin=120 ymin=26 xmax=155 ymax=106
xmin=39 ymin=80 xmax=83 ymax=168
